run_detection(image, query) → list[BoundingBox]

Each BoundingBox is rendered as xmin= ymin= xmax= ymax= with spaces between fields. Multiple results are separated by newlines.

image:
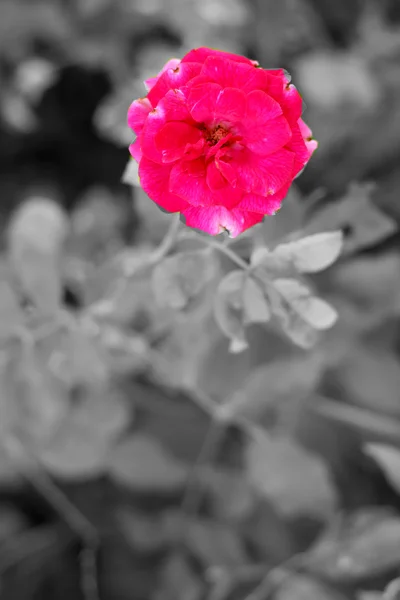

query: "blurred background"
xmin=1 ymin=0 xmax=400 ymax=599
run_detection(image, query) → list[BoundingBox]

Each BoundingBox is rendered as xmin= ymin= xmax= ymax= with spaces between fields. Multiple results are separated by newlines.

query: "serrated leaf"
xmin=152 ymin=249 xmax=215 ymax=310
xmin=273 ymin=278 xmax=338 ymax=330
xmin=364 ymin=444 xmax=400 ymax=494
xmin=106 ymin=433 xmax=189 ymax=491
xmin=8 ymin=197 xmax=69 ymax=313
xmin=246 ymin=430 xmax=337 ymax=519
xmin=307 ymin=508 xmax=400 ymax=583
xmin=273 ymin=231 xmax=343 ymax=273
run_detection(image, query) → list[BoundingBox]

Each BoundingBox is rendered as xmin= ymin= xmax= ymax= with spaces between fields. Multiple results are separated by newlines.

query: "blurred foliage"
xmin=1 ymin=0 xmax=400 ymax=600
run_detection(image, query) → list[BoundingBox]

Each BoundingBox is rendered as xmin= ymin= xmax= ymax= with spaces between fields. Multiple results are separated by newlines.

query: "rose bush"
xmin=128 ymin=47 xmax=317 ymax=237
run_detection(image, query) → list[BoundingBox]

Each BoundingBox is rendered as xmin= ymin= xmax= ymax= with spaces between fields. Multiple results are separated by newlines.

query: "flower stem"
xmin=180 ymin=229 xmax=249 ymax=270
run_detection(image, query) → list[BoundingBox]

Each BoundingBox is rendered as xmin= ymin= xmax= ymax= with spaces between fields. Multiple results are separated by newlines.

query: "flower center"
xmin=204 ymin=124 xmax=230 ymax=146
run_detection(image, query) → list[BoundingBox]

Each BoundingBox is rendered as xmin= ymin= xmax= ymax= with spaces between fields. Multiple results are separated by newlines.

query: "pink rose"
xmin=128 ymin=47 xmax=317 ymax=237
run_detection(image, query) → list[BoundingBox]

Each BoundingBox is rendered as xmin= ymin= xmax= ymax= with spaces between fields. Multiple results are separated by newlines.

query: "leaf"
xmin=0 ymin=280 xmax=24 ymax=339
xmin=273 ymin=231 xmax=343 ymax=273
xmin=106 ymin=433 xmax=189 ymax=491
xmin=219 ymin=352 xmax=324 ymax=424
xmin=0 ymin=344 xmax=68 ymax=446
xmin=246 ymin=430 xmax=337 ymax=519
xmin=242 ymin=276 xmax=271 ymax=325
xmin=384 ymin=578 xmax=400 ymax=600
xmin=250 ymin=246 xmax=272 ymax=268
xmin=273 ymin=278 xmax=338 ymax=330
xmin=152 ymin=249 xmax=215 ymax=310
xmin=200 ymin=467 xmax=255 ymax=521
xmin=37 ymin=387 xmax=128 ymax=480
xmin=305 ymin=183 xmax=397 ymax=256
xmin=121 ymin=158 xmax=140 ymax=187
xmin=364 ymin=444 xmax=400 ymax=494
xmin=116 ymin=507 xmax=174 ymax=554
xmin=275 ymin=575 xmax=347 ymax=600
xmin=65 ymin=324 xmax=110 ymax=389
xmin=297 ymin=52 xmax=379 ymax=110
xmin=328 ymin=252 xmax=400 ymax=321
xmin=306 ymin=508 xmax=400 ymax=583
xmin=336 ymin=345 xmax=400 ymax=417
xmin=214 ymin=270 xmax=248 ymax=353
xmin=214 ymin=270 xmax=271 ymax=352
xmin=7 ymin=197 xmax=69 ymax=313
xmin=0 ymin=444 xmax=23 ymax=487
xmin=360 ymin=593 xmax=384 ymax=600
xmin=185 ymin=518 xmax=248 ymax=568
xmin=156 ymin=552 xmax=204 ymax=600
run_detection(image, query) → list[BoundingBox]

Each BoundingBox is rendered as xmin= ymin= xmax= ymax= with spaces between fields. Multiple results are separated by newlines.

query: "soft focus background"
xmin=1 ymin=1 xmax=400 ymax=599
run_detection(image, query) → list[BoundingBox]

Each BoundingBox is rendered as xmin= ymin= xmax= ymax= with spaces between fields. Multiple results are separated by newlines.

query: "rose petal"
xmin=127 ymin=97 xmax=152 ymax=134
xmin=187 ymin=82 xmax=222 ymax=123
xmin=298 ymin=118 xmax=312 ymax=139
xmin=244 ymin=115 xmax=292 ymax=155
xmin=286 ymin=122 xmax=311 ymax=176
xmin=245 ymin=90 xmax=283 ymax=122
xmin=169 ymin=158 xmax=212 ymax=206
xmin=159 ymin=89 xmax=193 ymax=122
xmin=281 ymin=84 xmax=303 ymax=122
xmin=237 ymin=180 xmax=291 ymax=214
xmin=155 ymin=121 xmax=203 ymax=163
xmin=181 ymin=47 xmax=256 ymax=66
xmin=144 ymin=58 xmax=181 ymax=92
xmin=139 ymin=158 xmax=189 ymax=212
xmin=181 ymin=205 xmax=264 ymax=237
xmin=218 ymin=148 xmax=295 ymax=196
xmin=201 ymin=56 xmax=268 ymax=93
xmin=129 ymin=138 xmax=142 ymax=162
xmin=141 ymin=107 xmax=166 ymax=163
xmin=147 ymin=62 xmax=202 ymax=107
xmin=169 ymin=159 xmax=242 ymax=208
xmin=215 ymin=87 xmax=247 ymax=123
xmin=298 ymin=118 xmax=318 ymax=156
xmin=206 ymin=160 xmax=227 ymax=190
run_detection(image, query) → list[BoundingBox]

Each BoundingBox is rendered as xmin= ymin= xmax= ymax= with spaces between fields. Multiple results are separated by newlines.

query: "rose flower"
xmin=128 ymin=47 xmax=317 ymax=237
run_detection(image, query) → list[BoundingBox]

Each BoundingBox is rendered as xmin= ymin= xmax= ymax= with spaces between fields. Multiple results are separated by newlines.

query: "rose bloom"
xmin=128 ymin=47 xmax=317 ymax=237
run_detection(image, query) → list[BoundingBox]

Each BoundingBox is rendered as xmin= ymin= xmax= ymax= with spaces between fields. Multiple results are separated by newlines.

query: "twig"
xmin=1 ymin=435 xmax=100 ymax=600
xmin=179 ymin=230 xmax=250 ymax=270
